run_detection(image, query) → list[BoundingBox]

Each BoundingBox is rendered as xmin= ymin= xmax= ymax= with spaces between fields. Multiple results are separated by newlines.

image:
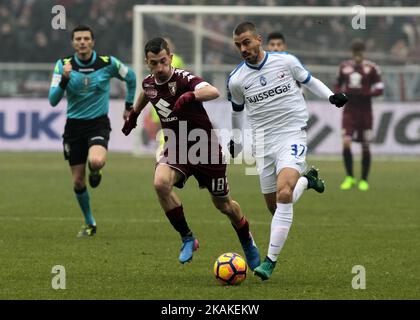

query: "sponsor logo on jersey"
xmin=168 ymin=82 xmax=177 ymax=96
xmin=99 ymin=56 xmax=110 ymax=63
xmin=260 ymin=76 xmax=267 ymax=86
xmin=348 ymin=72 xmax=362 ymax=89
xmin=246 ymin=83 xmax=292 ymax=103
xmin=79 ymin=68 xmax=95 ymax=72
xmin=161 ymin=116 xmax=178 ymax=122
xmin=244 ymin=83 xmax=252 ymax=90
xmin=63 ymin=58 xmax=72 ymax=65
xmin=145 ymin=87 xmax=158 ymax=99
xmin=277 ymin=71 xmax=286 ymax=79
xmin=155 ymin=98 xmax=174 ymax=119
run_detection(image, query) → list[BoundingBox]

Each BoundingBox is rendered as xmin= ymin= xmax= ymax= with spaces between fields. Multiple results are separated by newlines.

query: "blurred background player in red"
xmin=335 ymin=39 xmax=384 ymax=191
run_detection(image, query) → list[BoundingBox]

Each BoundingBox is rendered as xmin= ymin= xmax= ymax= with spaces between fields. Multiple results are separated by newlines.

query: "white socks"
xmin=267 ymin=202 xmax=293 ymax=262
xmin=292 ymin=176 xmax=308 ymax=203
xmin=266 ymin=176 xmax=308 ymax=262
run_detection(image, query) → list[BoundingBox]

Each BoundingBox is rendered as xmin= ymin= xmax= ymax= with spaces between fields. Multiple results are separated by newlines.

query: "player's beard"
xmin=156 ymin=68 xmax=172 ymax=83
xmin=245 ymin=47 xmax=261 ymax=65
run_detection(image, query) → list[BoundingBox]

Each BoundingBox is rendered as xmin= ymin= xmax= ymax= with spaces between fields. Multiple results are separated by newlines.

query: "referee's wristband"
xmin=59 ymin=77 xmax=70 ymax=90
xmin=125 ymin=102 xmax=133 ymax=111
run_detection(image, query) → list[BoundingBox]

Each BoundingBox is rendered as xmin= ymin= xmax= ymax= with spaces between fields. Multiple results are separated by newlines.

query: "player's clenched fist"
xmin=62 ymin=63 xmax=72 ymax=79
xmin=173 ymin=92 xmax=196 ymax=113
xmin=329 ymin=93 xmax=348 ymax=108
xmin=122 ymin=109 xmax=140 ymax=136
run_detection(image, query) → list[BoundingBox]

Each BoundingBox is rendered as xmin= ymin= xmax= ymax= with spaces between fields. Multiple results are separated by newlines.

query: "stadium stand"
xmin=1 ymin=0 xmax=420 ymax=64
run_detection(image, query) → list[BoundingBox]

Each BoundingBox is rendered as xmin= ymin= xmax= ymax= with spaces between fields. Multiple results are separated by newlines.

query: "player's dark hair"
xmin=144 ymin=37 xmax=171 ymax=56
xmin=71 ymin=25 xmax=94 ymax=40
xmin=267 ymin=32 xmax=285 ymax=43
xmin=233 ymin=22 xmax=257 ymax=36
xmin=351 ymin=38 xmax=365 ymax=52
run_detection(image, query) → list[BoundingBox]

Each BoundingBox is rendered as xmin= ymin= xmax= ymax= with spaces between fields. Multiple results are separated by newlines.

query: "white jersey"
xmin=227 ymin=51 xmax=311 ymax=146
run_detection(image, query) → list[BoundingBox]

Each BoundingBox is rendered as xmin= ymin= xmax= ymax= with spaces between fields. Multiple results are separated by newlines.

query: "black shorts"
xmin=62 ymin=115 xmax=111 ymax=166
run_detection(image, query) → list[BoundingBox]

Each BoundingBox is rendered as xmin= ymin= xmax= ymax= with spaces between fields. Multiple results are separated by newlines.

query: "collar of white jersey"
xmin=154 ymin=67 xmax=175 ymax=85
xmin=245 ymin=51 xmax=268 ymax=71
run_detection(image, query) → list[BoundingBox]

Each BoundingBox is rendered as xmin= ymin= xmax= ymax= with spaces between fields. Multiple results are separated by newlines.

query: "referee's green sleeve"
xmin=48 ymin=60 xmax=68 ymax=107
xmin=111 ymin=56 xmax=136 ymax=105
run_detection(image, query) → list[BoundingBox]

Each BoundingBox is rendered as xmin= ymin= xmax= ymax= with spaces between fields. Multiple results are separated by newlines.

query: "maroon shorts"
xmin=342 ymin=109 xmax=373 ymax=142
xmin=156 ymin=159 xmax=229 ymax=197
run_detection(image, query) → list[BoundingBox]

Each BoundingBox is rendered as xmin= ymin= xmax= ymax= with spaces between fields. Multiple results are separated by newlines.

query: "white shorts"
xmin=255 ymin=130 xmax=308 ymax=194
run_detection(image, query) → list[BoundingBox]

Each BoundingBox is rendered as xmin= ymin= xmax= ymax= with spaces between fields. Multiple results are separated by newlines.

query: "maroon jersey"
xmin=335 ymin=59 xmax=383 ymax=111
xmin=336 ymin=60 xmax=383 ymax=141
xmin=143 ymin=68 xmax=228 ymax=196
xmin=142 ymin=68 xmax=223 ymax=165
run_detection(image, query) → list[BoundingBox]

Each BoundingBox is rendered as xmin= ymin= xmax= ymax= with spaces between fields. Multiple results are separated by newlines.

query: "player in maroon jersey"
xmin=122 ymin=37 xmax=260 ymax=268
xmin=335 ymin=39 xmax=384 ymax=191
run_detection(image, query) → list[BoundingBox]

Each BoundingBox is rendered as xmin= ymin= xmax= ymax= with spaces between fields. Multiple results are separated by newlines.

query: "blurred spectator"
xmin=1 ymin=22 xmax=15 ymax=61
xmin=391 ymin=39 xmax=409 ymax=60
xmin=0 ymin=0 xmax=419 ymax=65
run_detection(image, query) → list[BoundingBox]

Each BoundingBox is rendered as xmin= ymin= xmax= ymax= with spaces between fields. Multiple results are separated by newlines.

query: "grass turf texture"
xmin=0 ymin=152 xmax=419 ymax=299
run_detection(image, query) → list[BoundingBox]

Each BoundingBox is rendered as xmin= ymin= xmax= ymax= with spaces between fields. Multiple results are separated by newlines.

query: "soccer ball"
xmin=213 ymin=252 xmax=247 ymax=285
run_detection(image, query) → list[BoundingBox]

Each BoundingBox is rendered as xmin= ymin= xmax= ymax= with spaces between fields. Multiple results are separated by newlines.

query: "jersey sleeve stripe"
xmin=301 ymin=73 xmax=312 ymax=84
xmin=231 ymin=102 xmax=245 ymax=112
xmin=194 ymin=82 xmax=210 ymax=90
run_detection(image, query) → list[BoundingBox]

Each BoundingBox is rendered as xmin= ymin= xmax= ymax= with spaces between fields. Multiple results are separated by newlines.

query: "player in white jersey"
xmin=227 ymin=22 xmax=348 ymax=280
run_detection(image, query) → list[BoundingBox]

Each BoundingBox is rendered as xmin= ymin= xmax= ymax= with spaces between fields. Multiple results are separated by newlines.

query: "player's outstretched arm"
xmin=48 ymin=60 xmax=70 ymax=107
xmin=229 ymin=109 xmax=244 ymax=158
xmin=173 ymin=84 xmax=220 ymax=113
xmin=193 ymin=84 xmax=220 ymax=102
xmin=121 ymin=91 xmax=149 ymax=136
xmin=302 ymin=76 xmax=333 ymax=100
xmin=286 ymin=54 xmax=347 ymax=108
xmin=227 ymin=74 xmax=245 ymax=158
xmin=303 ymin=77 xmax=348 ymax=108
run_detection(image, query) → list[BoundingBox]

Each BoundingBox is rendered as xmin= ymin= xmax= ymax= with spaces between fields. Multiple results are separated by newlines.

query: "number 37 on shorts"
xmin=291 ymin=143 xmax=306 ymax=158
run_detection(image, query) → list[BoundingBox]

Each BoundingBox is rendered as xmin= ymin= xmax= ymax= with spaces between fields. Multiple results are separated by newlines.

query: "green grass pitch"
xmin=0 ymin=152 xmax=419 ymax=299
